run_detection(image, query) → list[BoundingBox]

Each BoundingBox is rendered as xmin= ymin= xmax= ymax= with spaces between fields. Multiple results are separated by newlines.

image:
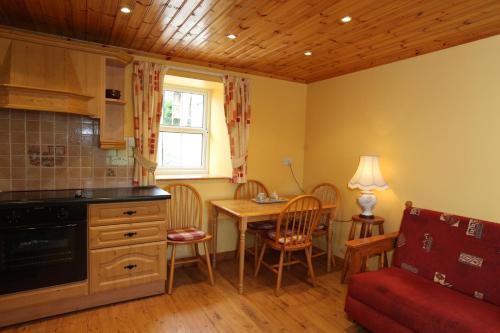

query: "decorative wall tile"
xmin=0 ymin=109 xmax=135 ymax=191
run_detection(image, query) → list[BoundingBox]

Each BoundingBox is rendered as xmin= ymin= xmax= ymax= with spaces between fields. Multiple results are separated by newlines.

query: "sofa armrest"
xmin=345 ymin=231 xmax=399 ymax=277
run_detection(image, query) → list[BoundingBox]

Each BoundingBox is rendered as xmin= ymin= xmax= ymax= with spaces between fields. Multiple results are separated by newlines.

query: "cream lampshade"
xmin=348 ymin=155 xmax=388 ymax=218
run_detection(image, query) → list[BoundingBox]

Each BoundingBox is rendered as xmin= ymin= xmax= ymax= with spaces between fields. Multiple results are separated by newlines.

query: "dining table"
xmin=210 ymin=197 xmax=337 ymax=294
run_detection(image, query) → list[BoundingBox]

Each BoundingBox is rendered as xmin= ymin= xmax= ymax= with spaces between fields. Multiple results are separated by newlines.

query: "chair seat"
xmin=248 ymin=221 xmax=275 ymax=230
xmin=167 ymin=228 xmax=206 ymax=241
xmin=267 ymin=230 xmax=305 ymax=244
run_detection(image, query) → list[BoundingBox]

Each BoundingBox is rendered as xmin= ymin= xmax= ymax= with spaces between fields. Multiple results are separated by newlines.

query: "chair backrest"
xmin=273 ymin=195 xmax=322 ymax=248
xmin=311 ymin=182 xmax=340 ymax=223
xmin=393 ymin=204 xmax=500 ymax=306
xmin=163 ymin=183 xmax=202 ymax=230
xmin=234 ymin=179 xmax=269 ymax=199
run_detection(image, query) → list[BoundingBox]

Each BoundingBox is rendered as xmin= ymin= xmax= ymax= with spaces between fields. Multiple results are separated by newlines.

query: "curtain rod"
xmin=166 ymin=65 xmax=225 ymax=79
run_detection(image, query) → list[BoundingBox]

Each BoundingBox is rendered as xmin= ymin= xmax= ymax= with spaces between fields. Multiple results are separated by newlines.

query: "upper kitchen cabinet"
xmin=0 ymin=28 xmax=133 ymax=149
xmin=0 ymin=39 xmax=100 ymax=116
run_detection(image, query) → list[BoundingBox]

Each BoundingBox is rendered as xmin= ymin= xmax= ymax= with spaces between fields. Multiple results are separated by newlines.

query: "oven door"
xmin=0 ymin=221 xmax=87 ymax=295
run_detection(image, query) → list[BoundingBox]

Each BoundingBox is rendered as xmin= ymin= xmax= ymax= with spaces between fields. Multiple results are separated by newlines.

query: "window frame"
xmin=156 ymin=84 xmax=211 ymax=175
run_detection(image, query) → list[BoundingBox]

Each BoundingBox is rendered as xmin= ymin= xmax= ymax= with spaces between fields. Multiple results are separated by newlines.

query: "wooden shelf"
xmin=100 ymin=139 xmax=126 ymax=150
xmin=105 ymin=98 xmax=126 ymax=105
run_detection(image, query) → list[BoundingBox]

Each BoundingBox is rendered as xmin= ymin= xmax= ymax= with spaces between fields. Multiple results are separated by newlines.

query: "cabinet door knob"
xmin=123 ymin=210 xmax=137 ymax=216
xmin=123 ymin=264 xmax=137 ymax=270
xmin=124 ymin=232 xmax=138 ymax=238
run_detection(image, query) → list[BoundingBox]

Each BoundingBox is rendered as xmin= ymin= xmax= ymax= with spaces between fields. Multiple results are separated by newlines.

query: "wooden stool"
xmin=341 ymin=215 xmax=386 ymax=283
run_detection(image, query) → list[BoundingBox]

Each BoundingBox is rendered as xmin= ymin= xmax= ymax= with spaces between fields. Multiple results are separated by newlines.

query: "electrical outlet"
xmin=282 ymin=158 xmax=293 ymax=166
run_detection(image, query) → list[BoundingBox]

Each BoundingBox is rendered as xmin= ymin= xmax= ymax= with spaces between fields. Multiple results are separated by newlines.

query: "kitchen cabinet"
xmin=100 ymin=57 xmax=128 ymax=149
xmin=0 ymin=191 xmax=169 ymax=328
xmin=88 ymin=200 xmax=167 ymax=294
xmin=0 ymin=28 xmax=132 ymax=149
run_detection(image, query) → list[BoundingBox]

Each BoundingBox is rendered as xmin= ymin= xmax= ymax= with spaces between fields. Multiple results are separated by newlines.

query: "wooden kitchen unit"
xmin=0 ymin=27 xmax=131 ymax=149
xmin=0 ymin=190 xmax=169 ymax=328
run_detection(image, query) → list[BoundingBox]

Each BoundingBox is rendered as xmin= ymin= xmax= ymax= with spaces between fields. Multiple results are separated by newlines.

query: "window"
xmin=157 ymin=85 xmax=210 ymax=174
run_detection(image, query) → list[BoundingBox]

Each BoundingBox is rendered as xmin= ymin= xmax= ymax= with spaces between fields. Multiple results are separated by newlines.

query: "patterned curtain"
xmin=223 ymin=75 xmax=251 ymax=184
xmin=132 ymin=61 xmax=168 ymax=186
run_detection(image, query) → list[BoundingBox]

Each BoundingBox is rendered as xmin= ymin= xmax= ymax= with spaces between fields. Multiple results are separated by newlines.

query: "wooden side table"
xmin=341 ymin=215 xmax=386 ymax=283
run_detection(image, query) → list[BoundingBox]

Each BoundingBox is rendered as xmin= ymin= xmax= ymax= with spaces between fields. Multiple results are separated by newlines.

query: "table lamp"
xmin=348 ymin=155 xmax=388 ymax=218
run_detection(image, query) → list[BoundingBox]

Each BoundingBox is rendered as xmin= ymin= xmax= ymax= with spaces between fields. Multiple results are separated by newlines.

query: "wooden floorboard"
xmin=0 ymin=256 xmax=368 ymax=333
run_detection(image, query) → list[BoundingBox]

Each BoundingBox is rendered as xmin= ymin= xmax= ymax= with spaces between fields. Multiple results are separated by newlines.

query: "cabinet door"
xmin=9 ymin=40 xmax=67 ymax=91
xmin=90 ymin=241 xmax=166 ymax=294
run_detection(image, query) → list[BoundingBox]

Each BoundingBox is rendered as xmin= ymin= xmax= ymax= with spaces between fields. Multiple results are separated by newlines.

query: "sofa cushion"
xmin=393 ymin=206 xmax=500 ymax=306
xmin=348 ymin=268 xmax=500 ymax=333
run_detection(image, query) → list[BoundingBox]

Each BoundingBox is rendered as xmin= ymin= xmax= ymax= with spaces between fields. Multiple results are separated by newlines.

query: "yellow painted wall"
xmin=125 ymin=56 xmax=308 ymax=255
xmin=304 ymin=34 xmax=500 ymax=258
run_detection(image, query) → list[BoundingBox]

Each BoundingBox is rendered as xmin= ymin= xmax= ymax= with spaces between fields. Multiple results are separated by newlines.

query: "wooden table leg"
xmin=238 ymin=217 xmax=247 ymax=294
xmin=326 ymin=211 xmax=334 ymax=272
xmin=211 ymin=205 xmax=219 ymax=268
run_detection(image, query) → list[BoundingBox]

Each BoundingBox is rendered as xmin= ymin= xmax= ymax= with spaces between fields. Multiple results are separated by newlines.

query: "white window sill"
xmin=155 ymin=174 xmax=232 ymax=181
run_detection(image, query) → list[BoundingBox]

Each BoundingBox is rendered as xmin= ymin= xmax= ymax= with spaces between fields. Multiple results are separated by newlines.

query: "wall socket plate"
xmin=282 ymin=158 xmax=293 ymax=166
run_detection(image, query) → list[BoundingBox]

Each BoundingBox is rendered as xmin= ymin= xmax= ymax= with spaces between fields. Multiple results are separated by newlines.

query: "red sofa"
xmin=345 ymin=203 xmax=500 ymax=333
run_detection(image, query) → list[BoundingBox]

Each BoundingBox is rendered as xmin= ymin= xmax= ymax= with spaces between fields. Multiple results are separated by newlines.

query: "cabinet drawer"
xmin=89 ymin=221 xmax=167 ymax=249
xmin=90 ymin=241 xmax=166 ymax=294
xmin=89 ymin=200 xmax=166 ymax=226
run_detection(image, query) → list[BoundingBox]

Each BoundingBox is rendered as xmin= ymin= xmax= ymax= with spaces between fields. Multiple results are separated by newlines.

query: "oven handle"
xmin=13 ymin=223 xmax=79 ymax=231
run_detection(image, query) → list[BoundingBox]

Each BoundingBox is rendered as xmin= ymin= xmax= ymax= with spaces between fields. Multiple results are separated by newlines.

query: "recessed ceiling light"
xmin=227 ymin=34 xmax=237 ymax=40
xmin=341 ymin=16 xmax=352 ymax=23
xmin=120 ymin=6 xmax=131 ymax=14
xmin=304 ymin=51 xmax=312 ymax=56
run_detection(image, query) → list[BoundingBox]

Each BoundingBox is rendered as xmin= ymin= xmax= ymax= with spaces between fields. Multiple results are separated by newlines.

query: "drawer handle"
xmin=124 ymin=264 xmax=137 ymax=270
xmin=124 ymin=232 xmax=138 ymax=238
xmin=123 ymin=210 xmax=137 ymax=216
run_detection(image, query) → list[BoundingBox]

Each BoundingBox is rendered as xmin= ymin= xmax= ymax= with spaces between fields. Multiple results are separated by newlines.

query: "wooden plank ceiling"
xmin=0 ymin=0 xmax=499 ymax=83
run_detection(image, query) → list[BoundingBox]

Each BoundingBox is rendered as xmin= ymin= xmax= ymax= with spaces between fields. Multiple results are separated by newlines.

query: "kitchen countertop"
xmin=0 ymin=186 xmax=171 ymax=205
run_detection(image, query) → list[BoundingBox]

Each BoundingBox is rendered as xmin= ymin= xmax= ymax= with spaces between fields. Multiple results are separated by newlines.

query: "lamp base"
xmin=359 ymin=213 xmax=375 ymax=219
xmin=357 ymin=190 xmax=377 ymax=217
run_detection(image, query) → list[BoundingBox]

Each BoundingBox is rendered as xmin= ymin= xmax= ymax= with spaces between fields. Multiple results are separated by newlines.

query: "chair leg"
xmin=253 ymin=232 xmax=260 ymax=271
xmin=305 ymin=247 xmax=316 ymax=287
xmin=203 ymin=241 xmax=215 ymax=286
xmin=327 ymin=233 xmax=336 ymax=270
xmin=275 ymin=249 xmax=285 ymax=297
xmin=168 ymin=244 xmax=177 ymax=295
xmin=286 ymin=251 xmax=292 ymax=271
xmin=254 ymin=242 xmax=267 ymax=277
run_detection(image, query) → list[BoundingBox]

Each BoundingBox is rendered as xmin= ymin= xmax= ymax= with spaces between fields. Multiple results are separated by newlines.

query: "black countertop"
xmin=0 ymin=186 xmax=171 ymax=205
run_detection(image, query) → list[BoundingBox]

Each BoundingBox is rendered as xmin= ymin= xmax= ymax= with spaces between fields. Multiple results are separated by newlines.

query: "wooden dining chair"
xmin=254 ymin=195 xmax=322 ymax=296
xmin=310 ymin=183 xmax=340 ymax=270
xmin=164 ymin=183 xmax=214 ymax=294
xmin=234 ymin=180 xmax=275 ymax=271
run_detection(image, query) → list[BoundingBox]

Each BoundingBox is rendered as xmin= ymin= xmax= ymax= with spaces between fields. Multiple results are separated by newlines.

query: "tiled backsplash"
xmin=0 ymin=110 xmax=135 ymax=192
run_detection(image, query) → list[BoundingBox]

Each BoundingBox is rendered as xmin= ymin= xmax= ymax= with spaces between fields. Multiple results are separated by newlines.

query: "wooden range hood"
xmin=0 ymin=39 xmax=98 ymax=116
xmin=0 ymin=28 xmax=132 ymax=117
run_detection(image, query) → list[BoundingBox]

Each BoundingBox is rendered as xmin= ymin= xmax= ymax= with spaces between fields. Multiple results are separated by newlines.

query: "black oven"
xmin=0 ymin=203 xmax=87 ymax=295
